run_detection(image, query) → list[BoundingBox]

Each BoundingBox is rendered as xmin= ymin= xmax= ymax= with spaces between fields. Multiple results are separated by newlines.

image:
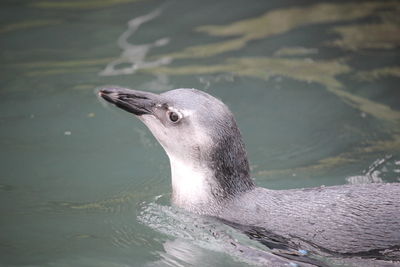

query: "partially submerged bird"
xmin=100 ymin=87 xmax=400 ymax=260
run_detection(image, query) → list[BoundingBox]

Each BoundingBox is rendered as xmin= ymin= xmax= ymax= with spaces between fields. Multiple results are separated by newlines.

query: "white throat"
xmin=168 ymin=155 xmax=216 ymax=212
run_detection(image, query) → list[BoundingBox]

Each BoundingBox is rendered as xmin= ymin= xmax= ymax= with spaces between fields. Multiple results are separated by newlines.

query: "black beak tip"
xmin=98 ymin=88 xmax=116 ymax=103
xmin=99 ymin=87 xmax=115 ymax=96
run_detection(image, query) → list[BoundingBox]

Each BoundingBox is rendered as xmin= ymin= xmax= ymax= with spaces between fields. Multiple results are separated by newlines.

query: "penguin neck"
xmin=167 ymin=127 xmax=255 ymax=213
xmin=168 ymin=156 xmax=218 ymax=213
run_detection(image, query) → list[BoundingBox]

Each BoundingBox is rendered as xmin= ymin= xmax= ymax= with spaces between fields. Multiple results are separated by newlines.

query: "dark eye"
xmin=168 ymin=111 xmax=181 ymax=123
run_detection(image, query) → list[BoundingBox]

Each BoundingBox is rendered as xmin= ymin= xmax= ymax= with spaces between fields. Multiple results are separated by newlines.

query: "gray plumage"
xmin=100 ymin=87 xmax=400 ymax=260
xmin=220 ymin=185 xmax=400 ymax=256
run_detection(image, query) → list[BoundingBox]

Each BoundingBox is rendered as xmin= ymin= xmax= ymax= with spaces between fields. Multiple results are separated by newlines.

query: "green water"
xmin=1 ymin=0 xmax=399 ymax=266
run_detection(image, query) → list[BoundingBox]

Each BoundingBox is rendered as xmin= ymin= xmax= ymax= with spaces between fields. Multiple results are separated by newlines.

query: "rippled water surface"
xmin=1 ymin=0 xmax=399 ymax=266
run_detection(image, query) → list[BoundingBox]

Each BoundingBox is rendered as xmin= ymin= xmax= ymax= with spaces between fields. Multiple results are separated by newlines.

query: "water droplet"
xmin=298 ymin=249 xmax=308 ymax=255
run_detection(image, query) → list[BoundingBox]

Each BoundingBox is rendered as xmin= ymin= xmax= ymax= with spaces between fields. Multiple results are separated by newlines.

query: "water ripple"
xmin=347 ymin=155 xmax=400 ymax=184
xmin=99 ymin=9 xmax=172 ymax=76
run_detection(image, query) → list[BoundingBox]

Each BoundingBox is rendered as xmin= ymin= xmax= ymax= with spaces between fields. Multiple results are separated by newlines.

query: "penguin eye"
xmin=167 ymin=111 xmax=181 ymax=123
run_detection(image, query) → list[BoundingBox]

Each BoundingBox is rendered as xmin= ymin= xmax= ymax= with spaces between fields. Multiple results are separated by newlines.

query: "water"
xmin=0 ymin=0 xmax=399 ymax=266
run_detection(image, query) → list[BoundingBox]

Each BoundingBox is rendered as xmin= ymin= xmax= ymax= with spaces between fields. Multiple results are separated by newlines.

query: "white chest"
xmin=169 ymin=157 xmax=214 ymax=209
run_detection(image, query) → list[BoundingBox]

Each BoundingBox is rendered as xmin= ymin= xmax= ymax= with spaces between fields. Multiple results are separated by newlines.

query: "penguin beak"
xmin=99 ymin=87 xmax=159 ymax=116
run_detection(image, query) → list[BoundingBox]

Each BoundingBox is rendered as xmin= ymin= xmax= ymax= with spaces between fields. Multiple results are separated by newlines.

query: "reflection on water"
xmin=100 ymin=9 xmax=171 ymax=76
xmin=0 ymin=0 xmax=399 ymax=266
xmin=347 ymin=155 xmax=400 ymax=184
xmin=161 ymin=1 xmax=400 ymax=59
xmin=31 ymin=0 xmax=141 ymax=9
